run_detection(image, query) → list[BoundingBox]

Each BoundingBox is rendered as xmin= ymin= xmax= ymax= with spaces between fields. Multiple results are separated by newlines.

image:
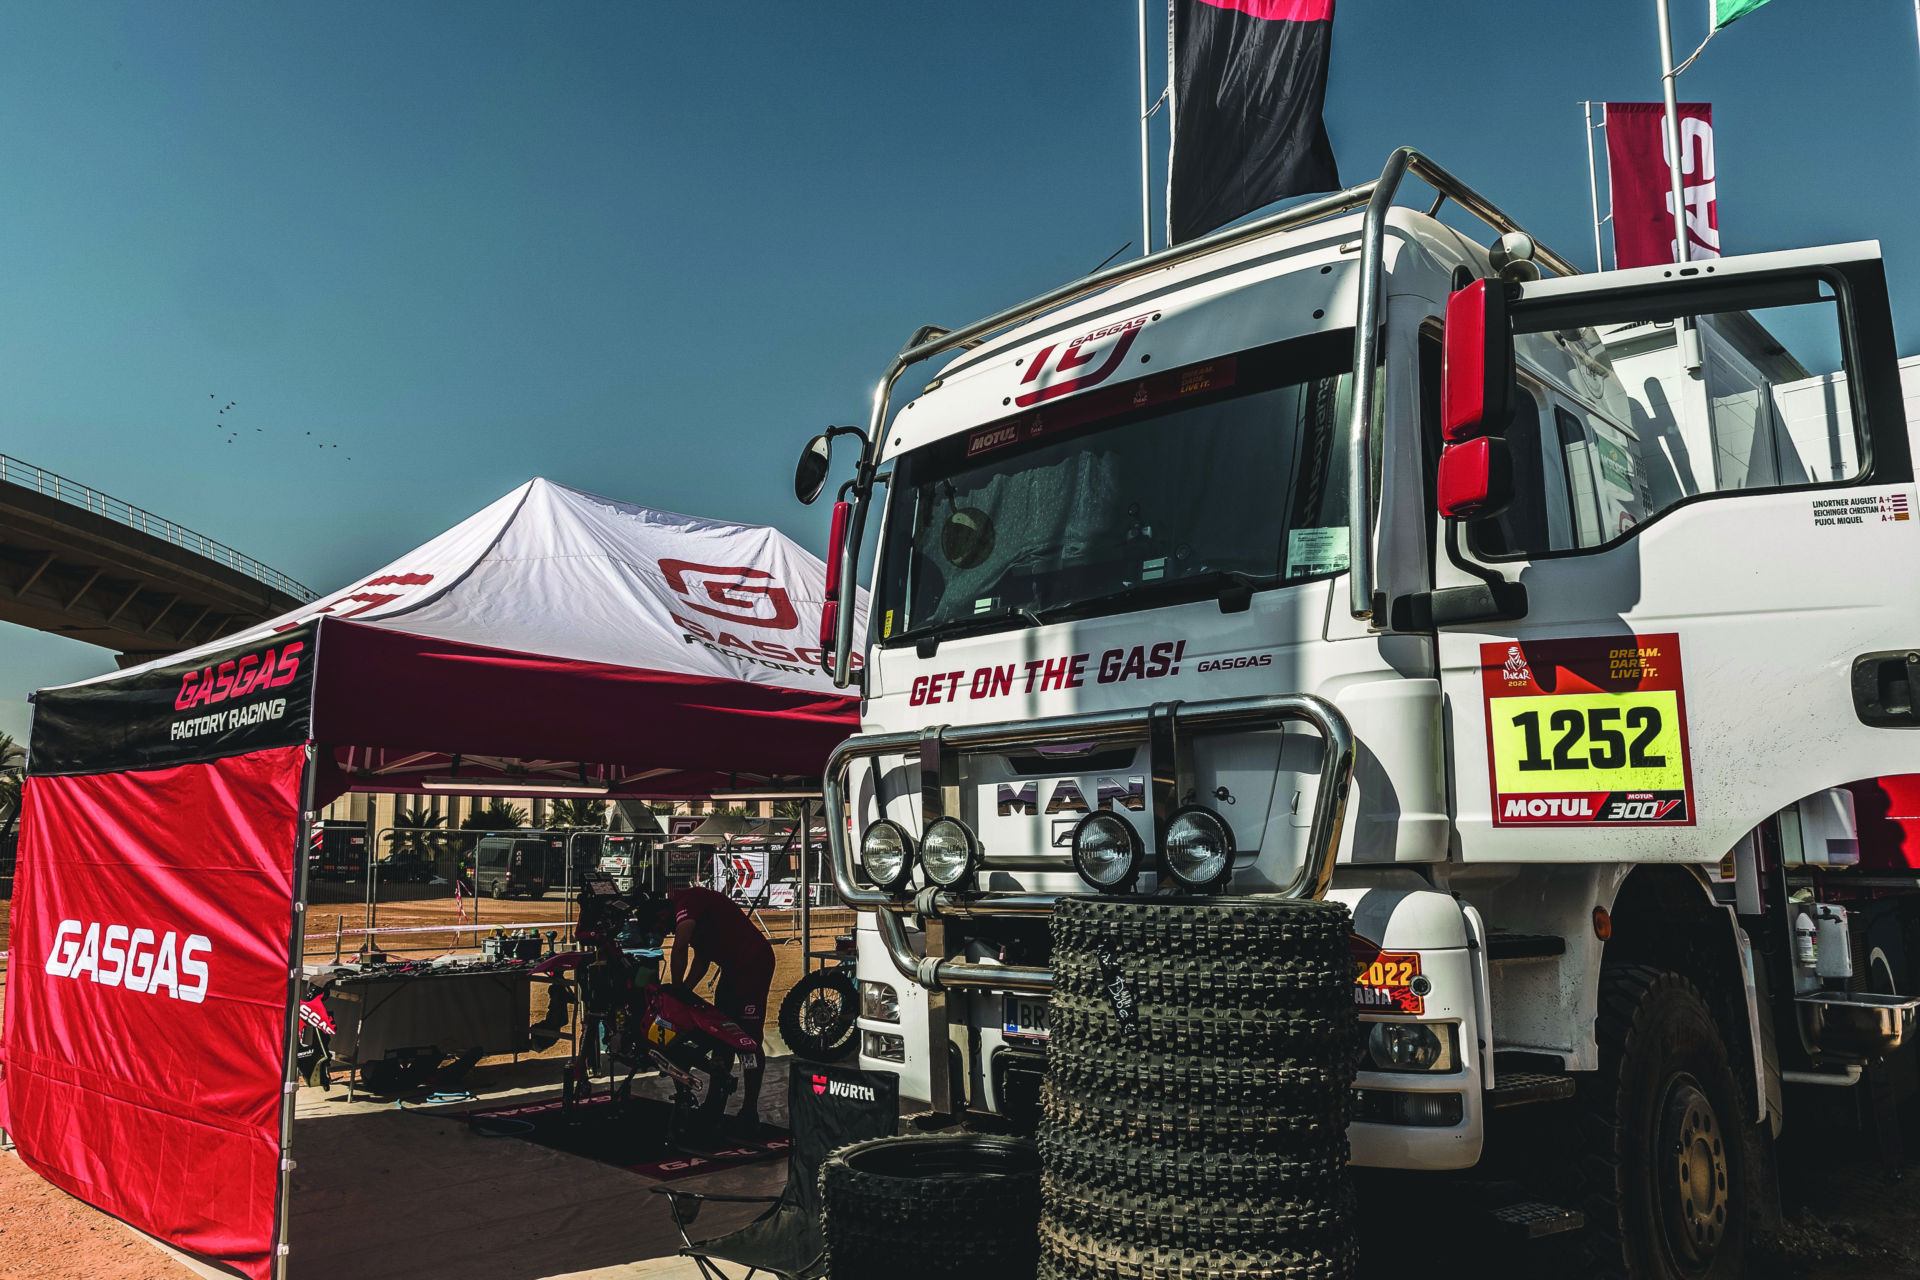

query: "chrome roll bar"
xmin=828 ymin=148 xmax=1579 ymax=683
xmin=823 ymin=693 xmax=1356 ymax=994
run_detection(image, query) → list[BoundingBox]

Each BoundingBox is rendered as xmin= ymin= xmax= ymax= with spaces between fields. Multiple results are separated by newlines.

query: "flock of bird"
xmin=212 ymin=394 xmax=351 ymax=460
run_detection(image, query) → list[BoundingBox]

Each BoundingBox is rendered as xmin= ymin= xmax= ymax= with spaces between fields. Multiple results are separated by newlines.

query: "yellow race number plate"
xmin=1481 ymin=634 xmax=1694 ymax=826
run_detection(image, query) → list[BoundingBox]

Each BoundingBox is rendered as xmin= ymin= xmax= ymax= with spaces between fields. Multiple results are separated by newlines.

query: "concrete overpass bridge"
xmin=0 ymin=454 xmax=315 ymax=665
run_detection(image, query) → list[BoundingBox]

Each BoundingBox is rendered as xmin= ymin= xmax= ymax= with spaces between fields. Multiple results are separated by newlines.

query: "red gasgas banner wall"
xmin=1 ymin=745 xmax=305 ymax=1280
xmin=1605 ymin=102 xmax=1718 ymax=269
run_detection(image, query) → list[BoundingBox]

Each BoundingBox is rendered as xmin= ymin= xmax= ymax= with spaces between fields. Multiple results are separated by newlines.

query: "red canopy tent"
xmin=1 ymin=478 xmax=864 ymax=1279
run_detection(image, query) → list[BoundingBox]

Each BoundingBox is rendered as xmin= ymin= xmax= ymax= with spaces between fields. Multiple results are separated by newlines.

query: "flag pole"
xmin=1582 ymin=101 xmax=1606 ymax=271
xmin=1656 ymin=0 xmax=1691 ymax=263
xmin=1138 ymin=0 xmax=1153 ymax=256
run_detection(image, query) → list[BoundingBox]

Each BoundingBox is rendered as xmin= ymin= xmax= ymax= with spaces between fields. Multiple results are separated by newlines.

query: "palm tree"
xmin=462 ymin=799 xmax=529 ymax=833
xmin=0 ymin=732 xmax=26 ymax=839
xmin=384 ymin=805 xmax=446 ymax=857
xmin=547 ymin=798 xmax=607 ymax=829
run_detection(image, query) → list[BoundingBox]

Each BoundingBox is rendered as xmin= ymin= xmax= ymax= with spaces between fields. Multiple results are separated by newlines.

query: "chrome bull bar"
xmin=824 ymin=693 xmax=1356 ymax=995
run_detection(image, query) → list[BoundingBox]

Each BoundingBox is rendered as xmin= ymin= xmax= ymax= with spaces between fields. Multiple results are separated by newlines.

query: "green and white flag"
xmin=1714 ymin=0 xmax=1774 ymax=29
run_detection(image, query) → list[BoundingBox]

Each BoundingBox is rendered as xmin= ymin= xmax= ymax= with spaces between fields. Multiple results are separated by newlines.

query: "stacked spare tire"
xmin=1039 ymin=896 xmax=1362 ymax=1280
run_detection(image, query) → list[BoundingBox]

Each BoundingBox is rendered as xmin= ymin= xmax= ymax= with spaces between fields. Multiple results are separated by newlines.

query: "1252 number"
xmin=1512 ymin=706 xmax=1665 ymax=772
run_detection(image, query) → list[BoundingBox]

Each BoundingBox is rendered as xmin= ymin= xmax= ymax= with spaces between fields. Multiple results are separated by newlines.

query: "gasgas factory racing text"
xmin=795 ymin=148 xmax=1920 ymax=1275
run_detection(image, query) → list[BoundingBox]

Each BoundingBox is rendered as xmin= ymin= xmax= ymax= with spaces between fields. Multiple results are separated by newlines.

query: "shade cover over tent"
xmin=2 ymin=478 xmax=865 ymax=1279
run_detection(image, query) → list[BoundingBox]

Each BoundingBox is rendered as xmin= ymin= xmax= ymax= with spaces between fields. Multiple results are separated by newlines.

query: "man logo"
xmin=1015 ymin=313 xmax=1153 ymax=409
xmin=659 ymin=559 xmax=799 ymax=631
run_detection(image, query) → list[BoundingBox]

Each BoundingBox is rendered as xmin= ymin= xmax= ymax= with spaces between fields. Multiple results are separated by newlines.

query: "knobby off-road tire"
xmin=778 ymin=965 xmax=858 ymax=1062
xmin=1573 ymin=965 xmax=1749 ymax=1280
xmin=1040 ymin=895 xmax=1360 ymax=1280
xmin=1039 ymin=1121 xmax=1350 ymax=1202
xmin=818 ymin=1133 xmax=1041 ymax=1280
xmin=1038 ymin=1221 xmax=1359 ymax=1280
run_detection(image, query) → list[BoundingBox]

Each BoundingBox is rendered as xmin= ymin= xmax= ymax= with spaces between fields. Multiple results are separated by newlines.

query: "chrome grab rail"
xmin=828 ymin=148 xmax=1579 ymax=682
xmin=823 ymin=693 xmax=1356 ymax=994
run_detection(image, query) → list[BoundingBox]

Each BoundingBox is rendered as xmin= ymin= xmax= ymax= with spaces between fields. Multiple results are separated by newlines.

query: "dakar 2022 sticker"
xmin=1481 ymin=633 xmax=1695 ymax=827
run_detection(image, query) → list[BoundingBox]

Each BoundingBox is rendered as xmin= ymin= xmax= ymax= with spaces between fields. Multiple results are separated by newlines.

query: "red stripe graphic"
xmin=1197 ymin=0 xmax=1334 ymax=20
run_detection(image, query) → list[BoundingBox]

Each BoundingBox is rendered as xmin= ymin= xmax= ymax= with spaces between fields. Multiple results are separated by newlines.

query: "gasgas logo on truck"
xmin=1014 ymin=312 xmax=1154 ymax=408
xmin=43 ymin=919 xmax=212 ymax=1004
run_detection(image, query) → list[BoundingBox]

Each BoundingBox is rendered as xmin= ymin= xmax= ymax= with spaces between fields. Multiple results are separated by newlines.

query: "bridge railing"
xmin=0 ymin=454 xmax=316 ymax=602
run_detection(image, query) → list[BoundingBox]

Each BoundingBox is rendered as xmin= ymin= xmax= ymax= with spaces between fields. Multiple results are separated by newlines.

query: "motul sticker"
xmin=1351 ymin=936 xmax=1423 ymax=1015
xmin=1481 ymin=633 xmax=1695 ymax=827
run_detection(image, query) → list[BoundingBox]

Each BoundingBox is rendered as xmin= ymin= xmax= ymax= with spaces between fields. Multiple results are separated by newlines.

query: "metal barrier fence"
xmin=0 ymin=453 xmax=317 ymax=601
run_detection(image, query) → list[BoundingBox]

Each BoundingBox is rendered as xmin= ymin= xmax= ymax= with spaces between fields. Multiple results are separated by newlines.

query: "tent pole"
xmin=274 ymin=741 xmax=320 ymax=1280
xmin=800 ymin=803 xmax=812 ymax=976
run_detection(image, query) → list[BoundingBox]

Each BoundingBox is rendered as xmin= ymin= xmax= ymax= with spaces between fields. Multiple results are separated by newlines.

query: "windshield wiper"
xmin=1038 ymin=570 xmax=1269 ymax=623
xmin=899 ymin=604 xmax=1041 ymax=657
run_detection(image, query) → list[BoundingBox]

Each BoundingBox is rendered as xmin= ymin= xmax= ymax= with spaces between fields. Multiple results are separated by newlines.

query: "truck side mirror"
xmin=795 ymin=434 xmax=833 ymax=505
xmin=1437 ymin=277 xmax=1518 ymax=521
xmin=1436 ymin=435 xmax=1514 ymax=520
xmin=818 ymin=499 xmax=851 ymax=666
xmin=1441 ymin=278 xmax=1516 ymax=442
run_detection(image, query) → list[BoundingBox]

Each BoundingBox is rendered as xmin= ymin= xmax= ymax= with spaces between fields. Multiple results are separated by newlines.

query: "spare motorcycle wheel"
xmin=779 ymin=966 xmax=859 ymax=1061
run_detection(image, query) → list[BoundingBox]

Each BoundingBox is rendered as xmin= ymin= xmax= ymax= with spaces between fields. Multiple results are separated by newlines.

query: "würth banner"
xmin=1605 ymin=102 xmax=1719 ymax=269
xmin=1168 ymin=0 xmax=1340 ymax=245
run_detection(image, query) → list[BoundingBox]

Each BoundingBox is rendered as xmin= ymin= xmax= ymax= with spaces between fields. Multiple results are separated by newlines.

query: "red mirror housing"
xmin=1436 ymin=435 xmax=1514 ymax=521
xmin=818 ymin=500 xmax=851 ymax=663
xmin=1441 ymin=278 xmax=1517 ymax=442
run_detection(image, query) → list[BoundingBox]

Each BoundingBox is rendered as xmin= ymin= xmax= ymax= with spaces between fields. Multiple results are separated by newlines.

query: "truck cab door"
xmin=1425 ymin=245 xmax=1920 ymax=863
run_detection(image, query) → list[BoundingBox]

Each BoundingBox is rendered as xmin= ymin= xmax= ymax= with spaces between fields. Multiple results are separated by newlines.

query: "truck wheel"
xmin=1575 ymin=965 xmax=1748 ymax=1280
xmin=490 ymin=880 xmax=505 ymax=900
xmin=819 ymin=1134 xmax=1040 ymax=1280
xmin=778 ymin=967 xmax=858 ymax=1061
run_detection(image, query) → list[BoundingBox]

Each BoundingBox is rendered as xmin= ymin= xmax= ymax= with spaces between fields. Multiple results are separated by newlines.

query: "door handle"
xmin=1852 ymin=651 xmax=1920 ymax=727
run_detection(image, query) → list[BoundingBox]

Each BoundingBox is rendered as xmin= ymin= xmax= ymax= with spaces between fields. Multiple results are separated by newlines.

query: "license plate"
xmin=1004 ymin=995 xmax=1049 ymax=1040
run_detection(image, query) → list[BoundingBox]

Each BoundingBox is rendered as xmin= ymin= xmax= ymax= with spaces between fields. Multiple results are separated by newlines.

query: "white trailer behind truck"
xmin=791 ymin=149 xmax=1920 ymax=1278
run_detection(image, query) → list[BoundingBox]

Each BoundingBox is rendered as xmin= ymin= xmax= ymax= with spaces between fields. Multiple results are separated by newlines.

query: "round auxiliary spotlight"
xmin=1162 ymin=805 xmax=1236 ymax=891
xmin=1071 ymin=810 xmax=1145 ymax=893
xmin=859 ymin=819 xmax=916 ymax=892
xmin=919 ymin=817 xmax=981 ymax=889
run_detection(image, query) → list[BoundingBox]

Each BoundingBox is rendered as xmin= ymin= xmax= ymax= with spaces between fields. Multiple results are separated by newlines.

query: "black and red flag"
xmin=1168 ymin=0 xmax=1339 ymax=245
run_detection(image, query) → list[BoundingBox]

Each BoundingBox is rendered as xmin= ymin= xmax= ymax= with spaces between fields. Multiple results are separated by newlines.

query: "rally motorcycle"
xmin=568 ymin=872 xmax=761 ymax=1141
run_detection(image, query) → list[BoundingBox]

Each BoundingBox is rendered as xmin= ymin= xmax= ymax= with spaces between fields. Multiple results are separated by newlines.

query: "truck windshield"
xmin=876 ymin=331 xmax=1353 ymax=644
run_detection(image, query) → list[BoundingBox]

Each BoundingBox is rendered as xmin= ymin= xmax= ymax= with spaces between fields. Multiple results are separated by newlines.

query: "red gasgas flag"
xmin=1 ymin=747 xmax=305 ymax=1280
xmin=1605 ymin=102 xmax=1718 ymax=268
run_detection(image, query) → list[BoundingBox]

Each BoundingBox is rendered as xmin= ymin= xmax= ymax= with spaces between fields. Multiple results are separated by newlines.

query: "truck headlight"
xmin=860 ymin=820 xmax=915 ymax=892
xmin=919 ymin=817 xmax=980 ymax=888
xmin=860 ymin=980 xmax=900 ymax=1023
xmin=1163 ymin=806 xmax=1234 ymax=890
xmin=1072 ymin=811 xmax=1143 ymax=892
xmin=863 ymin=1030 xmax=907 ymax=1063
xmin=1365 ymin=1021 xmax=1458 ymax=1072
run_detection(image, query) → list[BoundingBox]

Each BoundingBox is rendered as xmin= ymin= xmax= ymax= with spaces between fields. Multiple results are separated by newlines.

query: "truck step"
xmin=1487 ymin=1071 xmax=1577 ymax=1108
xmin=1488 ymin=1200 xmax=1586 ymax=1239
xmin=1485 ymin=933 xmax=1566 ymax=960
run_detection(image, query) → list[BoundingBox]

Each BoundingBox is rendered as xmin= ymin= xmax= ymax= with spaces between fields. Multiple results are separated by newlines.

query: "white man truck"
xmin=792 ymin=148 xmax=1920 ymax=1278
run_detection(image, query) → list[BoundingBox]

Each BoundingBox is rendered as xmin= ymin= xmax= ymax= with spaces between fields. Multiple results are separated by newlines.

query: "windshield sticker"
xmin=967 ymin=356 xmax=1238 ymax=459
xmin=1481 ymin=633 xmax=1694 ymax=826
xmin=1286 ymin=527 xmax=1349 ymax=576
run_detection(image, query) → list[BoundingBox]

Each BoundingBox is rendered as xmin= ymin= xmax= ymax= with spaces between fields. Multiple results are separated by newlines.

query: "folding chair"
xmin=652 ymin=1060 xmax=899 ymax=1279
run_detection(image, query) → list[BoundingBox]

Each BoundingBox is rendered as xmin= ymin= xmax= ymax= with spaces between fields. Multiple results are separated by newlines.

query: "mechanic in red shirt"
xmin=662 ymin=884 xmax=775 ymax=1129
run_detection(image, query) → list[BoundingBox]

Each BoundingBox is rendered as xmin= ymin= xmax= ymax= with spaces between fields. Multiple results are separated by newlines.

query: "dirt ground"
xmin=6 ymin=890 xmax=1920 ymax=1279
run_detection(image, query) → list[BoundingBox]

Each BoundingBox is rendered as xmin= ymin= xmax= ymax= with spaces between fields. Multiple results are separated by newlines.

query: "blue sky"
xmin=3 ymin=0 xmax=1916 ymax=742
